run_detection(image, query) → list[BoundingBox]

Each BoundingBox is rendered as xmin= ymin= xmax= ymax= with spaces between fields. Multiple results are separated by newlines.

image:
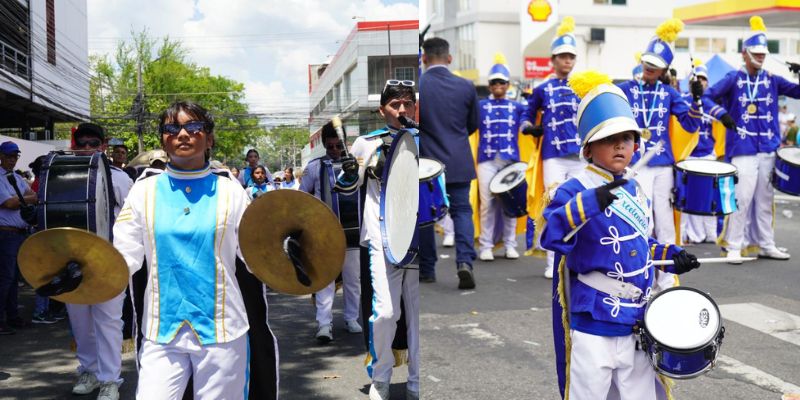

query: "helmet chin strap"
xmin=746 ymin=49 xmax=764 ymax=70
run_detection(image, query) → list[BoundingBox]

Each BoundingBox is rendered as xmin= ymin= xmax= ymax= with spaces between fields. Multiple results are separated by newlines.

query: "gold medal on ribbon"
xmin=641 ymin=128 xmax=652 ymax=141
xmin=747 ymin=103 xmax=757 ymax=114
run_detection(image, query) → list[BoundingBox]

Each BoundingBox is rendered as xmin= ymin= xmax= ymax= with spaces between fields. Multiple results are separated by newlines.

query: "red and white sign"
xmin=524 ymin=57 xmax=554 ymax=79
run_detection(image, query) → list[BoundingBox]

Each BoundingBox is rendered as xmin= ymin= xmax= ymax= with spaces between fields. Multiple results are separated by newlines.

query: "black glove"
xmin=672 ymin=250 xmax=701 ymax=274
xmin=35 ymin=261 xmax=83 ymax=297
xmin=690 ymin=80 xmax=704 ymax=102
xmin=669 ymin=68 xmax=678 ymax=78
xmin=595 ymin=179 xmax=628 ymax=210
xmin=19 ymin=204 xmax=37 ymax=226
xmin=339 ymin=156 xmax=359 ymax=177
xmin=719 ymin=113 xmax=737 ymax=131
xmin=522 ymin=124 xmax=544 ymax=138
xmin=788 ymin=62 xmax=800 ymax=74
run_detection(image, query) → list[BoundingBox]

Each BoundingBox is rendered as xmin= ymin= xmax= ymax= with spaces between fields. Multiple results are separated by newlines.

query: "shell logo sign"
xmin=528 ymin=0 xmax=552 ymax=22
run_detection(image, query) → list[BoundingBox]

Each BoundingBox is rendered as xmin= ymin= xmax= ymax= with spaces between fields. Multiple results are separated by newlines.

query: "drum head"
xmin=645 ymin=287 xmax=721 ymax=350
xmin=489 ymin=162 xmax=528 ymax=194
xmin=676 ymin=159 xmax=737 ymax=176
xmin=92 ymin=153 xmax=112 ymax=240
xmin=380 ymin=132 xmax=419 ymax=265
xmin=419 ymin=158 xmax=444 ymax=181
xmin=778 ymin=147 xmax=800 ymax=167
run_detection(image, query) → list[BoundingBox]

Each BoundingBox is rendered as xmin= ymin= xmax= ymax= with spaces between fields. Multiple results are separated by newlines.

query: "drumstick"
xmin=652 ymin=257 xmax=756 ymax=266
xmin=331 ymin=116 xmax=351 ymax=159
xmin=562 ymin=140 xmax=664 ymax=242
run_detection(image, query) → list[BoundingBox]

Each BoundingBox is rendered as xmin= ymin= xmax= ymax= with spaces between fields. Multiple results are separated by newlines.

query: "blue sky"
xmin=87 ymin=0 xmax=418 ymax=124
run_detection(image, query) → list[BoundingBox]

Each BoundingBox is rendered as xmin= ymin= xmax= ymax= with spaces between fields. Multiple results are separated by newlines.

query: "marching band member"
xmin=66 ymin=123 xmax=132 ymax=400
xmin=706 ymin=16 xmax=800 ymax=263
xmin=680 ymin=61 xmax=734 ymax=244
xmin=523 ymin=16 xmax=583 ymax=278
xmin=541 ymin=71 xmax=701 ymax=400
xmin=300 ymin=122 xmax=362 ymax=343
xmin=476 ymin=53 xmax=530 ymax=262
xmin=616 ymin=18 xmax=703 ymax=244
xmin=246 ymin=165 xmax=272 ymax=200
xmin=113 ymin=101 xmax=276 ymax=399
xmin=336 ymin=81 xmax=419 ymax=400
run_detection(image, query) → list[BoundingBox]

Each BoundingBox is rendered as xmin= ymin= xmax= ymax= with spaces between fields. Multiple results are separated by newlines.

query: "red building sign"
xmin=524 ymin=57 xmax=554 ymax=79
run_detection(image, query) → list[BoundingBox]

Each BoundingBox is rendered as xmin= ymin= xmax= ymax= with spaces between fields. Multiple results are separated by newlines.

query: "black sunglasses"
xmin=325 ymin=143 xmax=344 ymax=150
xmin=489 ymin=79 xmax=509 ymax=86
xmin=161 ymin=121 xmax=207 ymax=135
xmin=75 ymin=138 xmax=102 ymax=148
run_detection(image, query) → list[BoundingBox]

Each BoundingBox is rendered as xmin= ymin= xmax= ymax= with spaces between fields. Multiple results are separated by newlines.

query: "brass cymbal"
xmin=18 ymin=227 xmax=128 ymax=305
xmin=239 ymin=190 xmax=346 ymax=295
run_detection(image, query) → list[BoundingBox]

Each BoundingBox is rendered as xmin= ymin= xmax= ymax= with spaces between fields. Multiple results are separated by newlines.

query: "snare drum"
xmin=37 ymin=152 xmax=114 ymax=240
xmin=489 ymin=162 xmax=528 ymax=218
xmin=773 ymin=147 xmax=800 ymax=196
xmin=673 ymin=159 xmax=737 ymax=216
xmin=639 ymin=287 xmax=724 ymax=379
xmin=380 ymin=131 xmax=419 ymax=266
xmin=418 ymin=158 xmax=448 ymax=227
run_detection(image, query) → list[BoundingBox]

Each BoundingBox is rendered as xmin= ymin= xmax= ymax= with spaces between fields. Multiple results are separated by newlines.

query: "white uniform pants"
xmin=723 ymin=153 xmax=777 ymax=251
xmin=477 ymin=158 xmax=517 ymax=251
xmin=543 ymin=156 xmax=587 ymax=268
xmin=315 ymin=248 xmax=360 ymax=325
xmin=636 ymin=165 xmax=675 ymax=244
xmin=366 ymin=239 xmax=419 ymax=392
xmin=67 ymin=291 xmax=125 ymax=383
xmin=440 ymin=214 xmax=454 ymax=238
xmin=569 ymin=330 xmax=657 ymax=400
xmin=681 ymin=155 xmax=718 ymax=243
xmin=136 ymin=325 xmax=248 ymax=400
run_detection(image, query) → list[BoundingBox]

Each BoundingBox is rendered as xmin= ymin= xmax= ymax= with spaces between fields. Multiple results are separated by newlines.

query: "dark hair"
xmin=158 ymin=101 xmax=215 ymax=136
xmin=321 ymin=121 xmax=342 ymax=142
xmin=246 ymin=149 xmax=259 ymax=158
xmin=422 ymin=37 xmax=449 ymax=59
xmin=381 ymin=84 xmax=416 ymax=106
xmin=28 ymin=155 xmax=47 ymax=175
xmin=74 ymin=122 xmax=106 ymax=140
xmin=112 ymin=144 xmax=128 ymax=152
xmin=251 ymin=165 xmax=267 ymax=180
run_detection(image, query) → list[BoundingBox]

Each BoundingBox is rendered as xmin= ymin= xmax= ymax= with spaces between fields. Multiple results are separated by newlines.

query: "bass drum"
xmin=380 ymin=131 xmax=419 ymax=266
xmin=37 ymin=152 xmax=114 ymax=240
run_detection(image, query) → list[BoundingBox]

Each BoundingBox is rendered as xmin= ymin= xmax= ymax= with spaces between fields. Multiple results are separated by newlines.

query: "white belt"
xmin=577 ymin=271 xmax=643 ymax=300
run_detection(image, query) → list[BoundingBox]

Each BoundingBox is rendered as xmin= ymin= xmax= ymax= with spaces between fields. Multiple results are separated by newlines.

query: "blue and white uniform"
xmin=542 ymin=165 xmax=683 ymax=399
xmin=339 ymin=126 xmax=419 ymax=393
xmin=247 ymin=182 xmax=272 ymax=200
xmin=477 ymin=97 xmax=529 ymax=252
xmin=300 ymin=156 xmax=361 ymax=331
xmin=617 ymin=80 xmax=702 ymax=243
xmin=114 ymin=163 xmax=255 ymax=400
xmin=706 ymin=69 xmax=800 ymax=254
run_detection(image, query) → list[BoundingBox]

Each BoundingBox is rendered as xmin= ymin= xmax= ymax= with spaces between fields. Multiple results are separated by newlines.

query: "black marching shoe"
xmin=456 ymin=263 xmax=476 ymax=290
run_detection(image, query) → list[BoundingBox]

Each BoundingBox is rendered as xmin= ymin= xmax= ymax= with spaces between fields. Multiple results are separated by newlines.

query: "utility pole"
xmin=135 ymin=57 xmax=144 ymax=153
xmin=387 ymin=24 xmax=392 ymax=79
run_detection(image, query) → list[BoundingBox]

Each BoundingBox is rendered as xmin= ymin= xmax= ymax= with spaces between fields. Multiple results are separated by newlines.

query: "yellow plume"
xmin=750 ymin=16 xmax=766 ymax=32
xmin=494 ymin=52 xmax=507 ymax=65
xmin=655 ymin=18 xmax=684 ymax=43
xmin=634 ymin=51 xmax=642 ymax=63
xmin=692 ymin=58 xmax=703 ymax=68
xmin=568 ymin=70 xmax=612 ymax=99
xmin=557 ymin=16 xmax=575 ymax=36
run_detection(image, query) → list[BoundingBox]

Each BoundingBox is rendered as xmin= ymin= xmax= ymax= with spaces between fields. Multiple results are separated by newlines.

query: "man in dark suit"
xmin=419 ymin=37 xmax=479 ymax=289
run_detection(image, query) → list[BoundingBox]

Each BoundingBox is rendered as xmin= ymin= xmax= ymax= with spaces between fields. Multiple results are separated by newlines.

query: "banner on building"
xmin=524 ymin=57 xmax=554 ymax=79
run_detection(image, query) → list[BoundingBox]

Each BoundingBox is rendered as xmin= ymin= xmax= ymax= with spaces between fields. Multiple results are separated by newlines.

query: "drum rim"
xmin=380 ymin=131 xmax=419 ymax=266
xmin=419 ymin=157 xmax=445 ymax=181
xmin=642 ymin=286 xmax=723 ymax=354
xmin=489 ymin=161 xmax=528 ymax=194
xmin=777 ymin=147 xmax=800 ymax=168
xmin=674 ymin=159 xmax=737 ymax=177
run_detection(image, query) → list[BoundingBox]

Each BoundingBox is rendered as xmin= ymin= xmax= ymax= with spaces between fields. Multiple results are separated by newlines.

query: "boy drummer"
xmin=540 ymin=71 xmax=701 ymax=399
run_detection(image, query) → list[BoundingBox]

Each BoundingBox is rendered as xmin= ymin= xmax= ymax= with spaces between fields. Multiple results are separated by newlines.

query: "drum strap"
xmin=577 ymin=271 xmax=643 ymax=300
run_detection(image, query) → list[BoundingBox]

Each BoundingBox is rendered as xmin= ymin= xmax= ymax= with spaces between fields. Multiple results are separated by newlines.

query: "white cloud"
xmin=86 ymin=0 xmax=419 ymax=125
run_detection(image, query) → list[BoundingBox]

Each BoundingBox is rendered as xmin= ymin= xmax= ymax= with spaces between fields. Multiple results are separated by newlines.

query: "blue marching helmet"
xmin=488 ymin=53 xmax=510 ymax=82
xmin=693 ymin=63 xmax=708 ymax=80
xmin=641 ymin=18 xmax=684 ymax=69
xmin=570 ymin=71 xmax=642 ymax=148
xmin=743 ymin=16 xmax=769 ymax=54
xmin=551 ymin=16 xmax=577 ymax=56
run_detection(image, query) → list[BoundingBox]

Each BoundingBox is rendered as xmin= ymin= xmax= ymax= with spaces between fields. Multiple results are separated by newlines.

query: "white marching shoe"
xmin=759 ymin=247 xmax=791 ymax=260
xmin=442 ymin=235 xmax=455 ymax=247
xmin=505 ymin=247 xmax=519 ymax=259
xmin=479 ymin=248 xmax=494 ymax=261
xmin=726 ymin=249 xmax=743 ymax=265
xmin=316 ymin=324 xmax=333 ymax=343
xmin=544 ymin=265 xmax=554 ymax=279
xmin=369 ymin=381 xmax=390 ymax=400
xmin=344 ymin=319 xmax=362 ymax=333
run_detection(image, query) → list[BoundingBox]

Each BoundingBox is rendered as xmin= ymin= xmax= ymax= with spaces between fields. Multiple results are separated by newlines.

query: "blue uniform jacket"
xmin=477 ymin=98 xmax=529 ymax=163
xmin=704 ymin=69 xmax=800 ymax=159
xmin=617 ymin=80 xmax=702 ymax=166
xmin=526 ymin=77 xmax=581 ymax=159
xmin=541 ymin=165 xmax=682 ymax=336
xmin=680 ymin=93 xmax=727 ymax=157
xmin=419 ymin=66 xmax=480 ymax=183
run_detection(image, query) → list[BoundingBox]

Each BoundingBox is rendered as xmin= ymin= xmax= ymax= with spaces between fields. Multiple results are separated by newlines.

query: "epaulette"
xmin=363 ymin=128 xmax=391 ymax=138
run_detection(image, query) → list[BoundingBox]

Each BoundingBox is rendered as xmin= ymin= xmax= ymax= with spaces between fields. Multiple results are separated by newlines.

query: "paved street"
xmin=0 ymin=289 xmax=405 ymax=399
xmin=420 ymin=197 xmax=800 ymax=400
